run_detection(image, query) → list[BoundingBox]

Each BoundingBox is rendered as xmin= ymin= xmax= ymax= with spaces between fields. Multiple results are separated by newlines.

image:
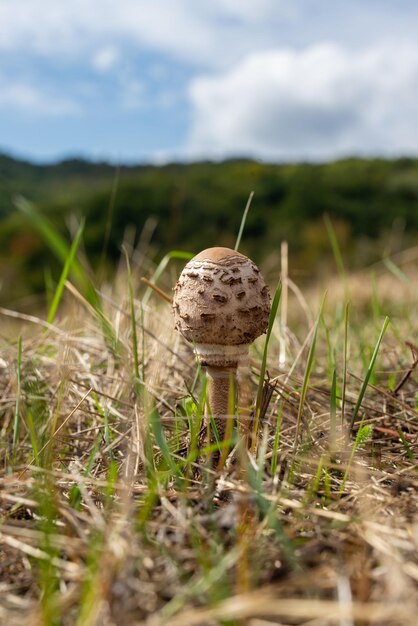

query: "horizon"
xmin=3 ymin=147 xmax=418 ymax=169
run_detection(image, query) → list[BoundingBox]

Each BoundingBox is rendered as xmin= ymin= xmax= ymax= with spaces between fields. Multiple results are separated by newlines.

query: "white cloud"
xmin=209 ymin=0 xmax=281 ymax=22
xmin=3 ymin=1 xmax=417 ymax=70
xmin=0 ymin=80 xmax=80 ymax=116
xmin=91 ymin=45 xmax=119 ymax=72
xmin=186 ymin=44 xmax=418 ymax=160
xmin=0 ymin=0 xmax=244 ymax=66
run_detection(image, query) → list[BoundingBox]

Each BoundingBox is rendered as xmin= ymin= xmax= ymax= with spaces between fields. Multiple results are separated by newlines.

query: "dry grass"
xmin=0 ymin=254 xmax=417 ymax=626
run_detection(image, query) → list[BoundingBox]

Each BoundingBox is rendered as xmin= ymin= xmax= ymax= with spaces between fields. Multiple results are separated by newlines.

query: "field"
xmin=0 ymin=222 xmax=417 ymax=625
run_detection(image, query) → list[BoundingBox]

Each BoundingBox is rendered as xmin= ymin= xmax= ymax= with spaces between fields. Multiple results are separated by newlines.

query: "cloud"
xmin=186 ymin=44 xmax=418 ymax=160
xmin=1 ymin=1 xmax=418 ymax=70
xmin=0 ymin=0 xmax=249 ymax=66
xmin=0 ymin=80 xmax=80 ymax=116
xmin=91 ymin=46 xmax=119 ymax=72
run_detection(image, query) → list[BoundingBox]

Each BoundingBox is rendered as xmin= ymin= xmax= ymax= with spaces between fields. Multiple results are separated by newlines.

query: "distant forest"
xmin=1 ymin=153 xmax=417 ymax=305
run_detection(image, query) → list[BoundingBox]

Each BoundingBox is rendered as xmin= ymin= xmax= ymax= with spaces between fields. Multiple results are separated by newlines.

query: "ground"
xmin=0 ymin=253 xmax=417 ymax=626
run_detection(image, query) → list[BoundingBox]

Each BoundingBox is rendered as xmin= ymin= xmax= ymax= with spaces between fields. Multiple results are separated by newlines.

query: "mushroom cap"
xmin=173 ymin=247 xmax=270 ymax=365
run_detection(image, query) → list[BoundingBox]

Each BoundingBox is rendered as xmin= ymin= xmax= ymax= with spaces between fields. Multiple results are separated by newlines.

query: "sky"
xmin=1 ymin=1 xmax=418 ymax=163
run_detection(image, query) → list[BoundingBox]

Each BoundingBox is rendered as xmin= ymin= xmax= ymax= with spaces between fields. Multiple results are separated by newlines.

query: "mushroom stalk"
xmin=206 ymin=366 xmax=236 ymax=444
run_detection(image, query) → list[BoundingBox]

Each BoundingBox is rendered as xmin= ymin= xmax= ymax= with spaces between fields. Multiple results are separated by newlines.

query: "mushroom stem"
xmin=205 ymin=366 xmax=236 ymax=454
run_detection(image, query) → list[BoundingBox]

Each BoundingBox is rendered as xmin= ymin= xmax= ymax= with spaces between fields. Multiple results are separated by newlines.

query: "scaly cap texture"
xmin=173 ymin=247 xmax=270 ymax=366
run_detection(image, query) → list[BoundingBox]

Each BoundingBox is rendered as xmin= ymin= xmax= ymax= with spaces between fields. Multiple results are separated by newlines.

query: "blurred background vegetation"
xmin=1 ymin=152 xmax=417 ymax=307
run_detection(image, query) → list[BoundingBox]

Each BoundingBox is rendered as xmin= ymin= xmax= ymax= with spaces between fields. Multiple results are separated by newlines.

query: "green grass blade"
xmin=256 ymin=425 xmax=269 ymax=483
xmin=271 ymin=401 xmax=283 ymax=476
xmin=142 ymin=250 xmax=194 ymax=308
xmin=330 ymin=367 xmax=337 ymax=455
xmin=12 ymin=336 xmax=23 ymax=456
xmin=398 ymin=431 xmax=415 ymax=463
xmin=124 ymin=249 xmax=141 ymax=386
xmin=15 ymin=196 xmax=120 ymax=351
xmin=47 ymin=220 xmax=85 ymax=324
xmin=341 ymin=301 xmax=349 ymax=424
xmin=304 ymin=453 xmax=325 ymax=504
xmin=252 ymin=281 xmax=282 ymax=452
xmin=383 ymin=256 xmax=409 ymax=284
xmin=246 ymin=460 xmax=297 ymax=567
xmin=150 ymin=405 xmax=183 ymax=477
xmin=349 ymin=316 xmax=390 ymax=431
xmin=234 ymin=190 xmax=254 ymax=251
xmin=340 ymin=424 xmax=374 ymax=494
xmin=324 ymin=213 xmax=348 ymax=295
xmin=16 ymin=196 xmax=72 ymax=260
xmin=100 ymin=165 xmax=120 ymax=270
xmin=294 ymin=295 xmax=325 ymax=446
xmin=15 ymin=196 xmax=89 ymax=290
xmin=186 ymin=379 xmax=206 ymax=475
xmin=26 ymin=409 xmax=40 ymax=466
xmin=371 ymin=272 xmax=382 ymax=324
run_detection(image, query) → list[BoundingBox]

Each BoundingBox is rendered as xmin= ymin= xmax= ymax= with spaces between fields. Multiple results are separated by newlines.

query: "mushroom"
xmin=173 ymin=247 xmax=271 ymax=458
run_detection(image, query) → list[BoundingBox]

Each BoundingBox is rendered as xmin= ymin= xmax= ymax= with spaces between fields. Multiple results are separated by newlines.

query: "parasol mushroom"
xmin=173 ymin=247 xmax=270 ymax=458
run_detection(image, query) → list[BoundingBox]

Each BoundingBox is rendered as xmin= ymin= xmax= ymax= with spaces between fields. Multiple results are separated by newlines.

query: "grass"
xmin=0 ymin=225 xmax=417 ymax=626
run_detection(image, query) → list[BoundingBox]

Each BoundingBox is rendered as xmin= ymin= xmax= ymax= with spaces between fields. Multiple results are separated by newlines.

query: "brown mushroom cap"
xmin=173 ymin=247 xmax=270 ymax=366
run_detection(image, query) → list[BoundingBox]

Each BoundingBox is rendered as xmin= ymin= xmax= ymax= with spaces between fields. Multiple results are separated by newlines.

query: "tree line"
xmin=1 ymin=153 xmax=417 ymax=304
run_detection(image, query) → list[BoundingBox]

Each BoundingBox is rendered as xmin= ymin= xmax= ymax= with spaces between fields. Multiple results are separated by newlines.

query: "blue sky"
xmin=1 ymin=1 xmax=418 ymax=163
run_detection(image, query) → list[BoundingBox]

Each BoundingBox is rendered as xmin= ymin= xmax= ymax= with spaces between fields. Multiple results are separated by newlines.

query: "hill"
xmin=1 ymin=153 xmax=418 ymax=305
